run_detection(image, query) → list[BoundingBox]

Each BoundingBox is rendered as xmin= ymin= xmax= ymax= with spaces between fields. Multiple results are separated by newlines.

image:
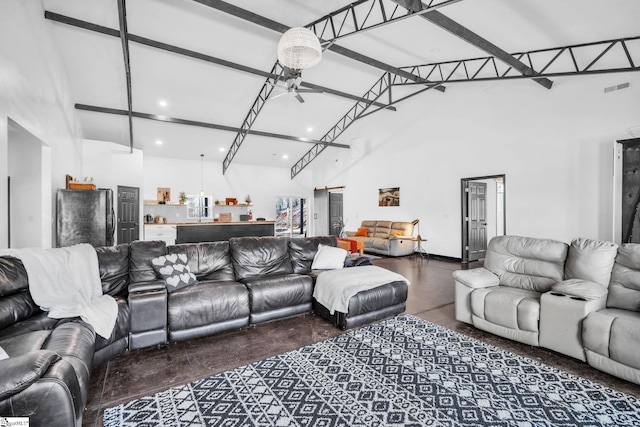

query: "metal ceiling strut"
xmin=290 ymin=74 xmax=438 ymax=179
xmin=43 ymin=11 xmax=385 ymax=108
xmin=116 ymin=0 xmax=134 ymax=152
xmin=394 ymin=35 xmax=640 ymax=85
xmin=75 ymin=104 xmax=350 ymax=149
xmin=307 ymin=0 xmax=461 ymax=43
xmin=389 ymin=1 xmax=553 ymax=89
xmin=193 ymin=0 xmax=428 ymax=85
xmin=199 ymin=0 xmax=451 ymax=173
xmin=223 ymin=62 xmax=282 ymax=173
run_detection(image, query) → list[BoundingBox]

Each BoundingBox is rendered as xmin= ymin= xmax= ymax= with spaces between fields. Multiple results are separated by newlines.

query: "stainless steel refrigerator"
xmin=56 ymin=188 xmax=115 ymax=247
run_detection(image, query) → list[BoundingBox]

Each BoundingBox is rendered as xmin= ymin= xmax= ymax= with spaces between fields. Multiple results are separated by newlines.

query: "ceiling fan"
xmin=269 ymin=68 xmax=323 ymax=103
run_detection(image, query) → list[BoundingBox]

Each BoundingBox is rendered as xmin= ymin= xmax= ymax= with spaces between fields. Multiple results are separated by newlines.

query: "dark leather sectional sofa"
xmin=0 ymin=235 xmax=406 ymax=427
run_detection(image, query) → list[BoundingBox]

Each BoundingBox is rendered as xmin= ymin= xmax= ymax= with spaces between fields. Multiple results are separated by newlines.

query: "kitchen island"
xmin=175 ymin=221 xmax=275 ymax=243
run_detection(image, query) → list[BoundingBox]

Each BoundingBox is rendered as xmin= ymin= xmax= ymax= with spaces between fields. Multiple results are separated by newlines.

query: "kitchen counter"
xmin=145 ymin=221 xmax=275 ymax=226
xmin=171 ymin=221 xmax=276 ymax=243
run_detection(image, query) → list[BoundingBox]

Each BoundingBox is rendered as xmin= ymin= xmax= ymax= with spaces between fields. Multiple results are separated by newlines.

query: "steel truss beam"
xmin=193 ymin=0 xmax=427 ymax=84
xmin=307 ymin=0 xmax=460 ymax=43
xmin=43 ymin=11 xmax=386 ymax=108
xmin=394 ymin=36 xmax=640 ymax=85
xmin=290 ymin=74 xmax=437 ymax=178
xmin=75 ymin=104 xmax=350 ymax=149
xmin=290 ymin=35 xmax=640 ymax=177
xmin=223 ymin=62 xmax=282 ymax=173
xmin=204 ymin=0 xmax=439 ymax=173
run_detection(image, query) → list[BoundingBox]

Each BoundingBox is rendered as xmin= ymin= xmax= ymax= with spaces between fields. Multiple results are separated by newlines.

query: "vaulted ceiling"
xmin=42 ymin=0 xmax=640 ymax=177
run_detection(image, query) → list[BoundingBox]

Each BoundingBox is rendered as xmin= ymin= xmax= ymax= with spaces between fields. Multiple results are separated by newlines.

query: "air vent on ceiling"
xmin=604 ymin=82 xmax=630 ymax=93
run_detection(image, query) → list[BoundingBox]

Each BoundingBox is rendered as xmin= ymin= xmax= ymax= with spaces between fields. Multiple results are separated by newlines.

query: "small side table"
xmin=414 ymin=238 xmax=428 ymax=259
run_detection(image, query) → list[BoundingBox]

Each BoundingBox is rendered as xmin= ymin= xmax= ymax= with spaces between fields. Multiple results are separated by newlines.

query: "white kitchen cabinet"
xmin=144 ymin=225 xmax=177 ymax=245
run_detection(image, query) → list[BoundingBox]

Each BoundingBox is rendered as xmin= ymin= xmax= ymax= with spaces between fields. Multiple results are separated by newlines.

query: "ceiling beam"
xmin=43 ymin=11 xmax=393 ymax=110
xmin=291 ymin=74 xmax=440 ymax=178
xmin=394 ymin=35 xmax=640 ymax=85
xmin=306 ymin=0 xmax=462 ymax=43
xmin=74 ymin=104 xmax=350 ymax=149
xmin=192 ymin=0 xmax=429 ymax=85
xmin=390 ymin=0 xmax=554 ymax=89
xmin=116 ymin=0 xmax=134 ymax=153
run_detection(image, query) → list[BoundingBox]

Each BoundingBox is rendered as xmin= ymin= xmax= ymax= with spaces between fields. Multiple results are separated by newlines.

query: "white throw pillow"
xmin=311 ymin=244 xmax=347 ymax=270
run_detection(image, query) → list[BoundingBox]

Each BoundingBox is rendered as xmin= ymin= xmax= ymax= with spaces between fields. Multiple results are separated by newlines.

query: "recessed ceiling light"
xmin=155 ymin=139 xmax=163 ymax=145
xmin=282 ymin=154 xmax=289 ymax=159
xmin=219 ymin=147 xmax=225 ymax=152
xmin=306 ymin=127 xmax=313 ymax=132
xmin=158 ymin=99 xmax=168 ymax=107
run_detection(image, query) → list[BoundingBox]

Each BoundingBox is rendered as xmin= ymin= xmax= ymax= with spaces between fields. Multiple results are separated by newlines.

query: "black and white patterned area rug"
xmin=104 ymin=315 xmax=640 ymax=426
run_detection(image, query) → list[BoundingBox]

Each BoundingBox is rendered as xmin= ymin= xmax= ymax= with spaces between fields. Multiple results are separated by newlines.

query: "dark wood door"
xmin=468 ymin=181 xmax=487 ymax=261
xmin=117 ymin=186 xmax=139 ymax=244
xmin=329 ymin=192 xmax=343 ymax=236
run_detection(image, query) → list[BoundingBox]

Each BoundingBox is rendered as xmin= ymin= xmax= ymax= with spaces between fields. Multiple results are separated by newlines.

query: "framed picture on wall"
xmin=379 ymin=187 xmax=400 ymax=206
xmin=157 ymin=187 xmax=170 ymax=203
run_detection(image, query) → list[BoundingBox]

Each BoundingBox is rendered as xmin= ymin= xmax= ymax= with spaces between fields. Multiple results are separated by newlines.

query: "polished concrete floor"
xmin=82 ymin=256 xmax=640 ymax=426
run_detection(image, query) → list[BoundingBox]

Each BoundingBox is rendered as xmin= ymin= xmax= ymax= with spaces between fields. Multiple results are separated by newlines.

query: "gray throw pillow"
xmin=151 ymin=253 xmax=197 ymax=292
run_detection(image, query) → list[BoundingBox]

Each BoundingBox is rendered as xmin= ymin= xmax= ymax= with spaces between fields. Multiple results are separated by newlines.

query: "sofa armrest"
xmin=128 ymin=280 xmax=168 ymax=350
xmin=344 ymin=231 xmax=356 ymax=238
xmin=129 ymin=279 xmax=166 ymax=294
xmin=551 ymin=279 xmax=608 ymax=301
xmin=453 ymin=268 xmax=499 ymax=289
xmin=387 ymin=237 xmax=415 ymax=257
xmin=0 ymin=350 xmax=60 ymax=400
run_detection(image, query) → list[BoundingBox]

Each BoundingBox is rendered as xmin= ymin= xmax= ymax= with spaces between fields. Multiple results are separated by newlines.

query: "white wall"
xmin=143 ymin=156 xmax=313 ymax=227
xmin=83 ymin=139 xmax=145 ymax=243
xmin=0 ymin=1 xmax=82 ymax=248
xmin=310 ymin=73 xmax=640 ymax=258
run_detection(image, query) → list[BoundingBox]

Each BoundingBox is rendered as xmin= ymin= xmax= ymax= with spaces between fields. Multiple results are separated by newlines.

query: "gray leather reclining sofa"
xmin=0 ymin=235 xmax=405 ymax=426
xmin=454 ymin=235 xmax=640 ymax=386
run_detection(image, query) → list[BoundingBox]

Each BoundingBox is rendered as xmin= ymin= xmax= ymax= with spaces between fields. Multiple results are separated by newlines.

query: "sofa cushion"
xmin=372 ymin=221 xmax=392 ymax=238
xmin=390 ymin=221 xmax=413 ymax=237
xmin=583 ymin=308 xmax=640 ymax=370
xmin=483 ymin=235 xmax=568 ymax=292
xmin=95 ymin=244 xmax=130 ymax=298
xmin=230 ymin=236 xmax=293 ymax=280
xmin=288 ymin=236 xmax=337 ymax=274
xmin=129 ymin=240 xmax=167 ymax=283
xmin=355 ymin=227 xmax=368 ymax=237
xmin=0 ymin=350 xmax=61 ymax=400
xmin=0 ymin=256 xmax=29 ymax=297
xmin=552 ymin=279 xmax=608 ymax=300
xmin=167 ymin=242 xmax=235 ymax=282
xmin=564 ymin=237 xmax=617 ymax=287
xmin=151 ymin=254 xmax=197 ymax=293
xmin=471 ymin=286 xmax=541 ymax=332
xmin=243 ymin=274 xmax=313 ymax=314
xmin=607 ymin=243 xmax=640 ymax=311
xmin=311 ymin=245 xmax=347 ymax=270
xmin=167 ymin=281 xmax=250 ymax=331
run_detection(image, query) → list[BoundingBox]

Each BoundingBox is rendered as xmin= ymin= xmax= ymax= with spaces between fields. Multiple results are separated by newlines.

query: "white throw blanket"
xmin=0 ymin=244 xmax=118 ymax=339
xmin=313 ymin=265 xmax=410 ymax=315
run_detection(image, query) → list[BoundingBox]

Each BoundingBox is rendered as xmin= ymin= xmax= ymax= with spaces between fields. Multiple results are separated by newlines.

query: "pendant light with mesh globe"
xmin=277 ymin=27 xmax=322 ymax=69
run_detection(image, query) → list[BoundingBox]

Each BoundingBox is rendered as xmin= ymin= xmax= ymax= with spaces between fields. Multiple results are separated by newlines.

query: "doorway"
xmin=7 ymin=119 xmax=51 ymax=248
xmin=614 ymin=137 xmax=640 ymax=243
xmin=461 ymin=174 xmax=506 ymax=262
xmin=117 ymin=186 xmax=140 ymax=244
